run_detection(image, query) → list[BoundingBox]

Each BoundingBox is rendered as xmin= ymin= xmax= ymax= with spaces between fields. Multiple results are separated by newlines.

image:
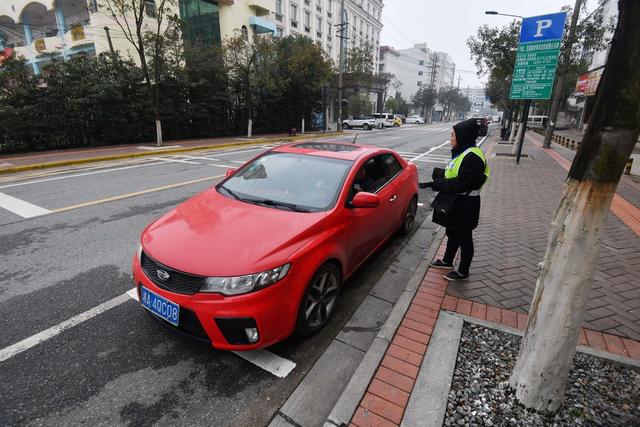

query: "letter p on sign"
xmin=534 ymin=19 xmax=553 ymax=37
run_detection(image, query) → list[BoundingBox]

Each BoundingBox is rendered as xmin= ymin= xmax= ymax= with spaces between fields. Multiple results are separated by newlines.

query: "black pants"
xmin=443 ymin=228 xmax=474 ymax=276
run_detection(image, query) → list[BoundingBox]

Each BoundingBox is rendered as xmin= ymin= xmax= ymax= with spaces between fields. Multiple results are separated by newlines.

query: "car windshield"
xmin=219 ymin=153 xmax=352 ymax=212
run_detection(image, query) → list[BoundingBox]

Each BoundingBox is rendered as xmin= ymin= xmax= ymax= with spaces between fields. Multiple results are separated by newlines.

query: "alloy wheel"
xmin=304 ymin=271 xmax=339 ymax=328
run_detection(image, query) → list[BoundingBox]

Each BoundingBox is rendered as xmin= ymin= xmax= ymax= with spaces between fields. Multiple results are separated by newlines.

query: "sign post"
xmin=510 ymin=12 xmax=567 ymax=163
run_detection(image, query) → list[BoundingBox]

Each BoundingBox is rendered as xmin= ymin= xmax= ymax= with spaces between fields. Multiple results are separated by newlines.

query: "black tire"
xmin=363 ymin=123 xmax=370 ymax=130
xmin=343 ymin=123 xmax=351 ymax=129
xmin=295 ymin=263 xmax=342 ymax=337
xmin=398 ymin=196 xmax=418 ymax=236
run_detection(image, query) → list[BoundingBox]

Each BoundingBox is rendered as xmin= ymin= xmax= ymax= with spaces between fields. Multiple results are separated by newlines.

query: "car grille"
xmin=141 ymin=251 xmax=205 ymax=295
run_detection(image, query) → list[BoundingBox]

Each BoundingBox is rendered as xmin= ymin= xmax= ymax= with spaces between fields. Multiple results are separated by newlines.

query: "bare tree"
xmin=509 ymin=0 xmax=640 ymax=412
xmin=102 ymin=0 xmax=177 ymax=146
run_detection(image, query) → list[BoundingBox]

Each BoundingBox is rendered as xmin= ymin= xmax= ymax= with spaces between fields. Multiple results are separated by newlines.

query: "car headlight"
xmin=201 ymin=264 xmax=291 ymax=296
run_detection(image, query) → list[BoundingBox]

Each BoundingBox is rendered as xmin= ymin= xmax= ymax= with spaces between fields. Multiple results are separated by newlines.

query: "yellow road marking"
xmin=53 ymin=175 xmax=223 ymax=213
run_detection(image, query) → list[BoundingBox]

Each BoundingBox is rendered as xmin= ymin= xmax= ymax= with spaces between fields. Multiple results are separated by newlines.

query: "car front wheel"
xmin=343 ymin=123 xmax=351 ymax=129
xmin=398 ymin=196 xmax=417 ymax=236
xmin=295 ymin=263 xmax=342 ymax=336
xmin=363 ymin=123 xmax=370 ymax=130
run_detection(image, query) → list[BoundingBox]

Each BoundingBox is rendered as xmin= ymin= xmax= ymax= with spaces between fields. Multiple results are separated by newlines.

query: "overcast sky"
xmin=380 ymin=0 xmax=600 ymax=89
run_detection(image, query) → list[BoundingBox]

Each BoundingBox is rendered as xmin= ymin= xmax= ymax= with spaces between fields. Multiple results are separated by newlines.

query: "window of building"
xmin=328 ymin=45 xmax=332 ymax=56
xmin=327 ymin=0 xmax=332 ymax=17
xmin=419 ymin=60 xmax=424 ymax=66
xmin=316 ymin=0 xmax=322 ymax=12
xmin=418 ymin=71 xmax=423 ymax=76
xmin=275 ymin=0 xmax=282 ymax=15
xmin=417 ymin=81 xmax=422 ymax=86
xmin=179 ymin=0 xmax=221 ymax=46
xmin=241 ymin=25 xmax=249 ymax=41
xmin=304 ymin=10 xmax=311 ymax=30
xmin=145 ymin=0 xmax=157 ymax=18
xmin=316 ymin=17 xmax=322 ymax=37
xmin=276 ymin=27 xmax=284 ymax=37
xmin=291 ymin=3 xmax=298 ymax=22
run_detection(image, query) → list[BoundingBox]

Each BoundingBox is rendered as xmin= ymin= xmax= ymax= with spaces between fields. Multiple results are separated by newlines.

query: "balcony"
xmin=249 ymin=15 xmax=276 ymax=35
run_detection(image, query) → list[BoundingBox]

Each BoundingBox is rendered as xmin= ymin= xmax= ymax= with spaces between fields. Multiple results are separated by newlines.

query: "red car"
xmin=132 ymin=142 xmax=419 ymax=350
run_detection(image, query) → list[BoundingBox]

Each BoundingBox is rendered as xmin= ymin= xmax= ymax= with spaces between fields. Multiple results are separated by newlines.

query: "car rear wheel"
xmin=398 ymin=196 xmax=417 ymax=236
xmin=295 ymin=263 xmax=342 ymax=337
xmin=363 ymin=123 xmax=370 ymax=130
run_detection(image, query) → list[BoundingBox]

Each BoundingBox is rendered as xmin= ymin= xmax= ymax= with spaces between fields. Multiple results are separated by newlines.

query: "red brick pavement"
xmin=350 ymin=241 xmax=640 ymax=426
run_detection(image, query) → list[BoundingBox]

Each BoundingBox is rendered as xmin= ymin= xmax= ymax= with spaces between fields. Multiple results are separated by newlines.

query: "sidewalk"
xmin=340 ymin=132 xmax=640 ymax=427
xmin=0 ymin=130 xmax=336 ymax=174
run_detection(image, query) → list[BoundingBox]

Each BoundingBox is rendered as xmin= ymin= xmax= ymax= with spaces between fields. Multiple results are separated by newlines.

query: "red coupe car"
xmin=132 ymin=142 xmax=419 ymax=350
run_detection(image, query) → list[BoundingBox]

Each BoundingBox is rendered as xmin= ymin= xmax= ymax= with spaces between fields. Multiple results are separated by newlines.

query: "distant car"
xmin=343 ymin=116 xmax=376 ymax=130
xmin=372 ymin=113 xmax=396 ymax=128
xmin=472 ymin=117 xmax=488 ymax=136
xmin=132 ymin=142 xmax=419 ymax=350
xmin=406 ymin=115 xmax=425 ymax=124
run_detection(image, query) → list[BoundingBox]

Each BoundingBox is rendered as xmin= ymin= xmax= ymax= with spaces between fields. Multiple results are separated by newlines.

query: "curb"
xmin=324 ymin=225 xmax=446 ymax=427
xmin=0 ymin=132 xmax=341 ymax=176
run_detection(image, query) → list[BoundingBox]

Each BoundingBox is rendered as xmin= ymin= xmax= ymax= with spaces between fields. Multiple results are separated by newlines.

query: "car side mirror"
xmin=350 ymin=192 xmax=380 ymax=209
xmin=225 ymin=168 xmax=237 ymax=177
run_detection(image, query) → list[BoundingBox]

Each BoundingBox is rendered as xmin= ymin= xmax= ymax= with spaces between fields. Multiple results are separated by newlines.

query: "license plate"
xmin=140 ymin=286 xmax=180 ymax=326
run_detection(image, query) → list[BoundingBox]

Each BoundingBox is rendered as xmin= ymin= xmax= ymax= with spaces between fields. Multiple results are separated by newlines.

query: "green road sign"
xmin=510 ymin=40 xmax=562 ymax=99
xmin=510 ymin=12 xmax=567 ymax=100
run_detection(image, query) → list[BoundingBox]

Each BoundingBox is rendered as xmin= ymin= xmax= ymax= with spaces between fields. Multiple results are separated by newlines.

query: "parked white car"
xmin=406 ymin=115 xmax=425 ymax=124
xmin=372 ymin=113 xmax=396 ymax=128
xmin=343 ymin=116 xmax=376 ymax=130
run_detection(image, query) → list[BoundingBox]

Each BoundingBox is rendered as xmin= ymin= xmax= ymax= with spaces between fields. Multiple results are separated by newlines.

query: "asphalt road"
xmin=0 ymin=123 xmax=463 ymax=426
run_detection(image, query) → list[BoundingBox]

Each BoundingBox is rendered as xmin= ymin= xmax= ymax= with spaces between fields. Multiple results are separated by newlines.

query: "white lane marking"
xmin=137 ymin=145 xmax=182 ymax=151
xmin=232 ymin=350 xmax=297 ymax=378
xmin=127 ymin=288 xmax=139 ymax=302
xmin=0 ymin=161 xmax=168 ymax=190
xmin=410 ymin=140 xmax=451 ymax=162
xmin=123 ymin=289 xmax=296 ymax=377
xmin=0 ymin=292 xmax=130 ymax=362
xmin=0 ymin=192 xmax=52 ymax=218
xmin=387 ymin=136 xmax=403 ymax=141
xmin=209 ymin=146 xmax=272 ymax=157
xmin=418 ymin=202 xmax=425 ymax=207
xmin=151 ymin=157 xmax=201 ymax=165
xmin=173 ymin=155 xmax=223 ymax=162
xmin=207 ymin=164 xmax=239 ymax=169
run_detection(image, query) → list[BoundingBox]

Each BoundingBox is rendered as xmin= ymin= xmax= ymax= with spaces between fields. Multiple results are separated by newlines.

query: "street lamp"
xmin=485 ymin=11 xmax=523 ymax=19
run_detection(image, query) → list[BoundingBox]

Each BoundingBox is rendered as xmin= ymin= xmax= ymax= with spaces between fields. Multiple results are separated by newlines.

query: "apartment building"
xmin=0 ymin=0 xmax=275 ymax=74
xmin=274 ymin=0 xmax=383 ymax=70
xmin=379 ymin=42 xmax=456 ymax=104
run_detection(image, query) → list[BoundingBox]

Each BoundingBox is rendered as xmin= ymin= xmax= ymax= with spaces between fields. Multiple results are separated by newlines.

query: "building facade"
xmin=274 ymin=0 xmax=382 ymax=70
xmin=0 ymin=0 xmax=275 ymax=74
xmin=379 ymin=42 xmax=456 ymax=114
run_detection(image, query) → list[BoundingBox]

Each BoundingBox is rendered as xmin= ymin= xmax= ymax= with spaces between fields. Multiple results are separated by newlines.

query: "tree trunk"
xmin=155 ymin=120 xmax=163 ymax=147
xmin=509 ymin=103 xmax=520 ymax=142
xmin=510 ymin=0 xmax=640 ymax=412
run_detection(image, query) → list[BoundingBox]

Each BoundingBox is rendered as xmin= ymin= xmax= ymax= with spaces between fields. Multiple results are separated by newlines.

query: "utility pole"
xmin=103 ymin=27 xmax=116 ymax=58
xmin=543 ymin=0 xmax=582 ymax=148
xmin=457 ymin=75 xmax=461 ymax=89
xmin=336 ymin=0 xmax=347 ymax=132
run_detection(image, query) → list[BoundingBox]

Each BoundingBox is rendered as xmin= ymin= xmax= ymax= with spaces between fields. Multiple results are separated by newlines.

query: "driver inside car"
xmin=354 ymin=167 xmax=375 ymax=193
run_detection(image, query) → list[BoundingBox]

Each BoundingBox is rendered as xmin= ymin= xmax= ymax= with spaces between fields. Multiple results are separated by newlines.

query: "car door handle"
xmin=389 ymin=195 xmax=397 ymax=202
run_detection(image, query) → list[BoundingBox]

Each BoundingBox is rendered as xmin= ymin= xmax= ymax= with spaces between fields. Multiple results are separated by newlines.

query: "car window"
xmin=382 ymin=154 xmax=403 ymax=180
xmin=220 ymin=153 xmax=352 ymax=211
xmin=349 ymin=155 xmax=393 ymax=201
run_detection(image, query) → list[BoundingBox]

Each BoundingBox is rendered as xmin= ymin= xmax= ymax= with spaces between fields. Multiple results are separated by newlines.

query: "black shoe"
xmin=429 ymin=259 xmax=453 ymax=269
xmin=444 ymin=271 xmax=469 ymax=282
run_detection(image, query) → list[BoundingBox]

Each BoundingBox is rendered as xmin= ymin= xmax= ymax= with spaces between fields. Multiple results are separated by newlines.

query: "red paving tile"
xmin=585 ymin=329 xmax=607 ymax=351
xmin=441 ymin=295 xmax=458 ymax=311
xmin=401 ymin=318 xmax=432 ymax=334
xmin=391 ymin=335 xmax=427 ymax=355
xmin=386 ymin=344 xmax=423 ymax=367
xmin=368 ymin=378 xmax=410 ymax=407
xmin=455 ymin=299 xmax=472 ymax=316
xmin=622 ymin=338 xmax=640 ymax=359
xmin=381 ymin=354 xmax=420 ymax=379
xmin=470 ymin=302 xmax=487 ymax=320
xmin=411 ymin=297 xmax=441 ymax=311
xmin=418 ymin=286 xmax=446 ymax=298
xmin=352 ymin=406 xmax=398 ymax=427
xmin=360 ymin=393 xmax=404 ymax=424
xmin=602 ymin=333 xmax=629 ymax=357
xmin=375 ymin=366 xmax=415 ymax=393
xmin=486 ymin=305 xmax=502 ymax=324
xmin=407 ymin=305 xmax=439 ymax=320
xmin=396 ymin=326 xmax=430 ymax=344
xmin=501 ymin=309 xmax=518 ymax=328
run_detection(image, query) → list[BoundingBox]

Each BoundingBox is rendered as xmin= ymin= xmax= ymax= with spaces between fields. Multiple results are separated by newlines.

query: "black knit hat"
xmin=453 ymin=118 xmax=480 ymax=146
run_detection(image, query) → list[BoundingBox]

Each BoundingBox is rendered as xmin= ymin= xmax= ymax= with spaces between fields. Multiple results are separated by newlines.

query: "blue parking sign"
xmin=520 ymin=12 xmax=567 ymax=43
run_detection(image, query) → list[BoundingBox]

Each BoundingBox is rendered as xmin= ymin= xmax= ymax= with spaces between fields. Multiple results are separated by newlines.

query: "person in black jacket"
xmin=421 ymin=119 xmax=488 ymax=281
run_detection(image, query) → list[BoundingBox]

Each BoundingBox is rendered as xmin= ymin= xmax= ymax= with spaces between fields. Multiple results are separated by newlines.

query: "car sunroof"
xmin=294 ymin=142 xmax=360 ymax=152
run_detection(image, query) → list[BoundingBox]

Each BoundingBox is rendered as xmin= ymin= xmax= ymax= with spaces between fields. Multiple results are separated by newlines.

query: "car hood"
xmin=141 ymin=188 xmax=327 ymax=277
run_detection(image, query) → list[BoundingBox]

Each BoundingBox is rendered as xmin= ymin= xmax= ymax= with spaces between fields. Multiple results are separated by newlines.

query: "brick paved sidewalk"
xmin=349 ymin=133 xmax=640 ymax=426
xmin=447 ymin=134 xmax=640 ymax=341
